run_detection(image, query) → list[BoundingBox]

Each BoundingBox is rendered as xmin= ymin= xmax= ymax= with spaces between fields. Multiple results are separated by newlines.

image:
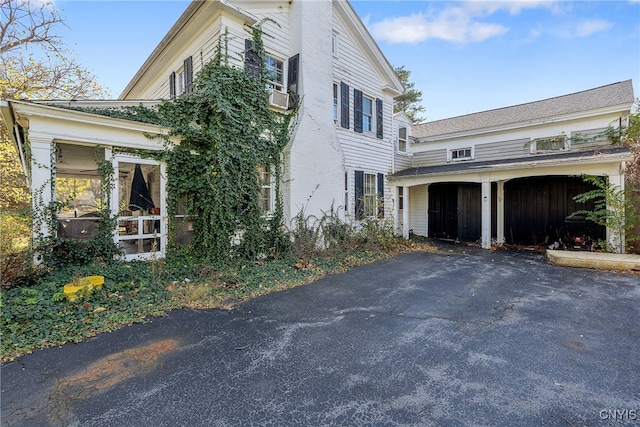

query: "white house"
xmin=0 ymin=0 xmax=403 ymax=260
xmin=390 ymin=80 xmax=636 ymax=252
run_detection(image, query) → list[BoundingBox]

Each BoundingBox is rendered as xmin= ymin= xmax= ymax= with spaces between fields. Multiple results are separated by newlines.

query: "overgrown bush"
xmin=0 ymin=210 xmax=32 ymax=288
xmin=572 ymin=174 xmax=639 ymax=253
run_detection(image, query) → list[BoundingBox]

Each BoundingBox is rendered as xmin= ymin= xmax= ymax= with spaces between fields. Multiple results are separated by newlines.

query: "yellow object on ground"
xmin=64 ymin=276 xmax=105 ymax=301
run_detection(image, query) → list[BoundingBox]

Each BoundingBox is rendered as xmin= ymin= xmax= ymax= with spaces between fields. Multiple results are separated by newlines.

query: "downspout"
xmin=13 ymin=123 xmax=30 ymax=188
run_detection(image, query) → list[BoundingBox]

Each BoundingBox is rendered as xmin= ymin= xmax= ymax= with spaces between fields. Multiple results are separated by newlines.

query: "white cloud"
xmin=369 ymin=1 xmax=558 ymax=44
xmin=573 ymin=19 xmax=614 ymax=37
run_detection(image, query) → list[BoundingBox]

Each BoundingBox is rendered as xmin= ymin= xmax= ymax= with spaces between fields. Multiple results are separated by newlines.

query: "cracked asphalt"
xmin=2 ymin=245 xmax=639 ymax=426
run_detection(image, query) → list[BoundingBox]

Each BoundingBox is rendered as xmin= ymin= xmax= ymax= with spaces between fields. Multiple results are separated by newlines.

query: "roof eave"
xmin=7 ymin=99 xmax=173 ymax=136
xmin=120 ymin=0 xmax=258 ymax=99
xmin=390 ymin=150 xmax=633 ymax=181
xmin=334 ymin=0 xmax=404 ymax=96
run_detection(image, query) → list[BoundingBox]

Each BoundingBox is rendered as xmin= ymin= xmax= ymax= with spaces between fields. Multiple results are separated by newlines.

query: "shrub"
xmin=0 ymin=210 xmax=33 ymax=289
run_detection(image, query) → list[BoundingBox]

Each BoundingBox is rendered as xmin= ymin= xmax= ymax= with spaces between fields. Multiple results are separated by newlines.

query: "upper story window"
xmin=177 ymin=69 xmax=185 ymax=94
xmin=530 ymin=135 xmax=569 ymax=154
xmin=353 ymin=87 xmax=383 ymax=138
xmin=265 ymin=55 xmax=284 ymax=92
xmin=332 ymin=33 xmax=339 ymax=57
xmin=398 ymin=126 xmax=407 ymax=152
xmin=447 ymin=147 xmax=474 ymax=162
xmin=362 ymin=96 xmax=373 ymax=132
xmin=169 ymin=56 xmax=193 ymax=99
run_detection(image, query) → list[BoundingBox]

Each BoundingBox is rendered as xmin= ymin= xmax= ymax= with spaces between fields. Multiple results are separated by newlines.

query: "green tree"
xmin=393 ymin=65 xmax=426 ymax=123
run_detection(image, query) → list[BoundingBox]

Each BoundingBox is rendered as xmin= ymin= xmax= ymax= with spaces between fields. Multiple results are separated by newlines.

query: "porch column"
xmin=481 ymin=180 xmax=492 ymax=249
xmin=393 ymin=186 xmax=400 ymax=235
xmin=424 ymin=184 xmax=430 ymax=238
xmin=402 ymin=185 xmax=409 ymax=239
xmin=607 ymin=172 xmax=626 ymax=253
xmin=29 ymin=135 xmax=54 ymax=240
xmin=496 ymin=180 xmax=505 ymax=244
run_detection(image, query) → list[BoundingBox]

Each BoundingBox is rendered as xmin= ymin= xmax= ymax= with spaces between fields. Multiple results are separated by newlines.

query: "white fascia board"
xmin=0 ymin=100 xmax=17 ymax=143
xmin=9 ymin=100 xmax=178 ymax=151
xmin=334 ymin=0 xmax=403 ymax=97
xmin=35 ymin=99 xmax=164 ymax=109
xmin=390 ymin=152 xmax=632 ymax=186
xmin=121 ymin=0 xmax=258 ymax=99
xmin=414 ymin=103 xmax=633 ymax=144
xmin=10 ymin=100 xmax=170 ymax=135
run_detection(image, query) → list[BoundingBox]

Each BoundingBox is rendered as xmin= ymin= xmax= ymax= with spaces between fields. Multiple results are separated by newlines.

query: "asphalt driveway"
xmin=2 ymin=246 xmax=639 ymax=426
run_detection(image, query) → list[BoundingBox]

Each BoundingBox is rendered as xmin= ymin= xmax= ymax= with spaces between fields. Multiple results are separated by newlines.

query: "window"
xmin=398 ymin=186 xmax=404 ymax=210
xmin=55 ymin=144 xmax=104 ymax=239
xmin=332 ymin=33 xmax=339 ymax=57
xmin=333 ymin=83 xmax=338 ymax=122
xmin=530 ymin=135 xmax=569 ymax=154
xmin=362 ymin=96 xmax=373 ymax=132
xmin=364 ymin=173 xmax=377 ymax=217
xmin=177 ymin=69 xmax=185 ymax=95
xmin=169 ymin=56 xmax=192 ymax=98
xmin=398 ymin=126 xmax=407 ymax=152
xmin=265 ymin=55 xmax=284 ymax=91
xmin=258 ymin=165 xmax=273 ymax=213
xmin=447 ymin=147 xmax=473 ymax=161
xmin=354 ymin=170 xmax=384 ymax=220
xmin=353 ymin=89 xmax=383 ymax=138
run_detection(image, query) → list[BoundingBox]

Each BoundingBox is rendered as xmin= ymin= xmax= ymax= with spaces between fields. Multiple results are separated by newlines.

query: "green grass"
xmin=0 ymin=243 xmax=435 ymax=363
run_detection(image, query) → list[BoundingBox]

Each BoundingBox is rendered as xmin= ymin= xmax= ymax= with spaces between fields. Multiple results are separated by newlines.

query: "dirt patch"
xmin=47 ymin=339 xmax=180 ymax=425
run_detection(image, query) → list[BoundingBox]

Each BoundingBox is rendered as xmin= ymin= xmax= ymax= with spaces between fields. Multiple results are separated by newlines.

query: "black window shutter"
xmin=169 ymin=71 xmax=176 ymax=99
xmin=340 ymin=82 xmax=349 ymax=129
xmin=287 ymin=54 xmax=299 ymax=109
xmin=245 ymin=38 xmax=261 ymax=79
xmin=354 ymin=89 xmax=363 ymax=133
xmin=354 ymin=170 xmax=364 ymax=220
xmin=184 ymin=56 xmax=193 ymax=94
xmin=376 ymin=98 xmax=383 ymax=139
xmin=377 ymin=173 xmax=384 ymax=218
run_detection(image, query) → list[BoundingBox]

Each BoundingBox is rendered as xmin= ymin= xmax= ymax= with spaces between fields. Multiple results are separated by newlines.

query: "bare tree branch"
xmin=0 ymin=0 xmax=64 ymax=54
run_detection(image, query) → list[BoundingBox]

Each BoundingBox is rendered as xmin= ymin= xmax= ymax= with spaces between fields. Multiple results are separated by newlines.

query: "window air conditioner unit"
xmin=268 ymin=89 xmax=289 ymax=110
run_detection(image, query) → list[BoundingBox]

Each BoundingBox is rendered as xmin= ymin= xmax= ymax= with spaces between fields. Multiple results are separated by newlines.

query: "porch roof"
xmin=390 ymin=147 xmax=632 ymax=180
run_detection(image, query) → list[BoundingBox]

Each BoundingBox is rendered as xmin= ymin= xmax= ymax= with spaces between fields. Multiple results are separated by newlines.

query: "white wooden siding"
xmin=331 ymin=8 xmax=395 ymax=221
xmin=409 ymin=185 xmax=427 ymax=236
xmin=411 ymin=149 xmax=447 ymax=167
xmin=124 ymin=4 xmax=291 ymax=100
xmin=407 ymin=115 xmax=623 ymax=169
xmin=473 ymin=138 xmax=530 ymax=162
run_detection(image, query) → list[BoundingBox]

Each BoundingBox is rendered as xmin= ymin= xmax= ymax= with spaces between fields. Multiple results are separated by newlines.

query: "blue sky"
xmin=56 ymin=0 xmax=640 ymax=121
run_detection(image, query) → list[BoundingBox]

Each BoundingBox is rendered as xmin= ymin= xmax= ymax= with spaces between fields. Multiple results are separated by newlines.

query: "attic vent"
xmin=268 ymin=89 xmax=289 ymax=110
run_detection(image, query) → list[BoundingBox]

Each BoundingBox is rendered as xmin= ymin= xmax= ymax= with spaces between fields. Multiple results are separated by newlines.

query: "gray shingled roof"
xmin=413 ymin=80 xmax=635 ymax=139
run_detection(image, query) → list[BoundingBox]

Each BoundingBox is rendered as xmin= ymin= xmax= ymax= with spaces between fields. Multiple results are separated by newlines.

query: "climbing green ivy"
xmin=160 ymin=27 xmax=294 ymax=264
xmin=35 ymin=26 xmax=295 ymax=267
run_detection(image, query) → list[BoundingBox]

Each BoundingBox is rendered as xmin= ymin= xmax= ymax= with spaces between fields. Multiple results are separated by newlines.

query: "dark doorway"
xmin=504 ymin=176 xmax=605 ymax=246
xmin=428 ymin=183 xmax=493 ymax=242
xmin=428 ymin=183 xmax=458 ymax=240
